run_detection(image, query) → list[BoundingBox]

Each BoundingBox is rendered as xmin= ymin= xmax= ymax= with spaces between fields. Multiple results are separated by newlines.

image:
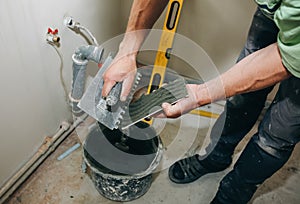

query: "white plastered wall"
xmin=0 ymin=0 xmax=122 ymax=187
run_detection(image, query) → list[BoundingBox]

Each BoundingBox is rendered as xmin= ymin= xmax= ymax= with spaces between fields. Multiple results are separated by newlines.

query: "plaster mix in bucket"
xmin=83 ymin=121 xmax=163 ymax=201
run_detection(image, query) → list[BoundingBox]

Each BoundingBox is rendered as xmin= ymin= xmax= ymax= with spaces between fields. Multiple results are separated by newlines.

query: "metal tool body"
xmin=78 ymin=57 xmax=187 ymax=130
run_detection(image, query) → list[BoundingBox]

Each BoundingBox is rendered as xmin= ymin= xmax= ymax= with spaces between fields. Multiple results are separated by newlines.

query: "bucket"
xmin=83 ymin=121 xmax=163 ymax=201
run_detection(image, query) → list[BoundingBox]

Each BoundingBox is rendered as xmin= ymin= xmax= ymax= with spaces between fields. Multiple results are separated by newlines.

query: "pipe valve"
xmin=46 ymin=27 xmax=60 ymax=43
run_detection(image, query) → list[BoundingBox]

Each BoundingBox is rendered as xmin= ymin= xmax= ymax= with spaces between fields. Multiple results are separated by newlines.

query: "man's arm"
xmin=126 ymin=0 xmax=169 ymax=31
xmin=102 ymin=0 xmax=169 ymax=100
xmin=161 ymin=43 xmax=291 ymax=118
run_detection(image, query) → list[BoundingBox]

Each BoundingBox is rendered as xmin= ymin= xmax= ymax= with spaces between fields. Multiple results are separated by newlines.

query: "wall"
xmin=0 ymin=0 xmax=122 ymax=187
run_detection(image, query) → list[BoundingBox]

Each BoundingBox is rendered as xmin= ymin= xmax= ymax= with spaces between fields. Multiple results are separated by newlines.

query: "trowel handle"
xmin=106 ymin=82 xmax=122 ymax=106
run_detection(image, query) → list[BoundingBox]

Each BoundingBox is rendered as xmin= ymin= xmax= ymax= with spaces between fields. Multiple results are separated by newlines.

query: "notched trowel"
xmin=78 ymin=55 xmax=188 ymax=130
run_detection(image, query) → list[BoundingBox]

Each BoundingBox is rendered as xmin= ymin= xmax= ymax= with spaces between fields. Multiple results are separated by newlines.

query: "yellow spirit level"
xmin=144 ymin=0 xmax=184 ymax=124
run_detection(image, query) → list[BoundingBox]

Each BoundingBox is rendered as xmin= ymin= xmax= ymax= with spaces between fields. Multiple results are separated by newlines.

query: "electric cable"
xmin=48 ymin=42 xmax=70 ymax=106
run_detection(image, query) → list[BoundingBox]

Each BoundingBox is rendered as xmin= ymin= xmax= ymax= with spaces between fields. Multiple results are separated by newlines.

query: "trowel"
xmin=78 ymin=55 xmax=188 ymax=130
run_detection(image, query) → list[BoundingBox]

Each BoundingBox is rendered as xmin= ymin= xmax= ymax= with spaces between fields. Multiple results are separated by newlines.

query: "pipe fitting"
xmin=60 ymin=121 xmax=71 ymax=131
xmin=72 ymin=54 xmax=89 ymax=66
xmin=63 ymin=15 xmax=77 ymax=29
xmin=75 ymin=45 xmax=104 ymax=63
xmin=69 ymin=93 xmax=84 ymax=115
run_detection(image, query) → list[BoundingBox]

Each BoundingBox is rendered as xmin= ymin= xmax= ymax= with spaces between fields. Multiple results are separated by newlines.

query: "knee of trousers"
xmin=213 ymin=136 xmax=293 ymax=204
xmin=257 ymin=99 xmax=300 ymax=157
xmin=213 ymin=170 xmax=258 ymax=204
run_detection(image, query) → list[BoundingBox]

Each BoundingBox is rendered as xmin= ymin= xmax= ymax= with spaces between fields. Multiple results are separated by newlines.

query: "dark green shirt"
xmin=255 ymin=0 xmax=300 ymax=77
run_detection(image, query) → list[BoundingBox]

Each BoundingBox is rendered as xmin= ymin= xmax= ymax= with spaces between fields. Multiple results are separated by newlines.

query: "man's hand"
xmin=157 ymin=84 xmax=202 ymax=118
xmin=101 ymin=52 xmax=137 ymax=101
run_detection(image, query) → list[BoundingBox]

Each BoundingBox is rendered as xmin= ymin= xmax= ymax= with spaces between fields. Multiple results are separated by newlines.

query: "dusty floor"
xmin=4 ymin=112 xmax=300 ymax=204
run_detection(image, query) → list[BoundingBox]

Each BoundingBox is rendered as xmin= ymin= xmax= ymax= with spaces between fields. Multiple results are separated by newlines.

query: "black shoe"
xmin=168 ymin=154 xmax=221 ymax=184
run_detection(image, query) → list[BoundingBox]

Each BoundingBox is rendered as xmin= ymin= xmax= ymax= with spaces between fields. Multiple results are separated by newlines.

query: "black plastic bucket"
xmin=83 ymin=121 xmax=163 ymax=201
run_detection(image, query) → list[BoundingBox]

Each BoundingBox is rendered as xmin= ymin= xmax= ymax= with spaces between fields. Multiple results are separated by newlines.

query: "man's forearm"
xmin=197 ymin=43 xmax=291 ymax=105
xmin=126 ymin=0 xmax=169 ymax=32
xmin=120 ymin=0 xmax=169 ymax=55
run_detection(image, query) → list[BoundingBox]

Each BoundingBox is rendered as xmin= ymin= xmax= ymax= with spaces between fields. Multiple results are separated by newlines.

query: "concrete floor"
xmin=4 ymin=111 xmax=300 ymax=204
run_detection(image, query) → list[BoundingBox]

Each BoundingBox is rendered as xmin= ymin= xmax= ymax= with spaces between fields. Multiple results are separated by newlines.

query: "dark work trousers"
xmin=199 ymin=8 xmax=300 ymax=204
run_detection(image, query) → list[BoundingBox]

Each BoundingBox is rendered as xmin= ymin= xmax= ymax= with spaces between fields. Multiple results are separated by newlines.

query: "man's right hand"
xmin=101 ymin=51 xmax=137 ymax=101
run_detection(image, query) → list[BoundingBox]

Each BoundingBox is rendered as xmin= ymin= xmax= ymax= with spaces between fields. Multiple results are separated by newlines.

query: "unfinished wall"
xmin=0 ymin=0 xmax=122 ymax=187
